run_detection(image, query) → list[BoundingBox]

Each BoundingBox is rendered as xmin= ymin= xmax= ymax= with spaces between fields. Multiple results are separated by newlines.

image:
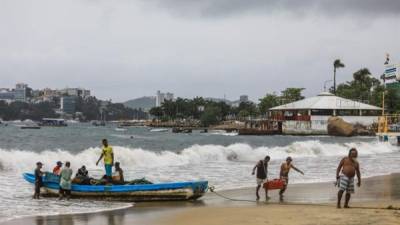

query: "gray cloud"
xmin=147 ymin=0 xmax=400 ymax=18
xmin=1 ymin=0 xmax=399 ymax=102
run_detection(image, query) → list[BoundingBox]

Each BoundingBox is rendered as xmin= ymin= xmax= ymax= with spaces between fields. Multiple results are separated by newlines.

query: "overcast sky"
xmin=1 ymin=0 xmax=399 ymax=102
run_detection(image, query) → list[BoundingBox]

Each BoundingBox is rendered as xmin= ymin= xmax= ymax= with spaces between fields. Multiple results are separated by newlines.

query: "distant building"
xmin=60 ymin=88 xmax=90 ymax=98
xmin=232 ymin=95 xmax=251 ymax=107
xmin=0 ymin=88 xmax=15 ymax=102
xmin=14 ymin=83 xmax=29 ymax=102
xmin=269 ymin=92 xmax=382 ymax=135
xmin=60 ymin=96 xmax=76 ymax=114
xmin=239 ymin=95 xmax=249 ymax=103
xmin=156 ymin=90 xmax=174 ymax=107
xmin=0 ymin=83 xmax=30 ymax=103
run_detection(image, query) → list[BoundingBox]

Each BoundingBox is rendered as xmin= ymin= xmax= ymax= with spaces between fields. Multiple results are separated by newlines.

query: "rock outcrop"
xmin=327 ymin=117 xmax=355 ymax=137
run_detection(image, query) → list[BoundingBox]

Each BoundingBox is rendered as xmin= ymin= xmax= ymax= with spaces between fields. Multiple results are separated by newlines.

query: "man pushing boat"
xmin=96 ymin=139 xmax=114 ymax=182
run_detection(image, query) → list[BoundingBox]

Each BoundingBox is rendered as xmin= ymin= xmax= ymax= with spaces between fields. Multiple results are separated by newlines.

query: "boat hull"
xmin=23 ymin=173 xmax=207 ymax=201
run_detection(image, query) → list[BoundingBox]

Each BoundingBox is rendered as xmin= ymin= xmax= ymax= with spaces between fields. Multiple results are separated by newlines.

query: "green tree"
xmin=200 ymin=106 xmax=221 ymax=127
xmin=76 ymin=96 xmax=101 ymax=121
xmin=258 ymin=93 xmax=279 ymax=115
xmin=281 ymin=88 xmax=305 ymax=104
xmin=149 ymin=107 xmax=163 ymax=119
xmin=333 ymin=59 xmax=345 ymax=95
xmin=336 ymin=68 xmax=383 ymax=105
xmin=238 ymin=109 xmax=250 ymax=119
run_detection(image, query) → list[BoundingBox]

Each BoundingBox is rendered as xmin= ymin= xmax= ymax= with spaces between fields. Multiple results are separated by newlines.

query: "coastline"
xmin=2 ymin=173 xmax=399 ymax=225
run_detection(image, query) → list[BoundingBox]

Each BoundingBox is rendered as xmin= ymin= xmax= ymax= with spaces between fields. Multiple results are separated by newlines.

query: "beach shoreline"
xmin=2 ymin=173 xmax=399 ymax=225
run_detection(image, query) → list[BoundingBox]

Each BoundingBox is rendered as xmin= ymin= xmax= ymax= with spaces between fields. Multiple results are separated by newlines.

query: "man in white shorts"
xmin=252 ymin=156 xmax=270 ymax=201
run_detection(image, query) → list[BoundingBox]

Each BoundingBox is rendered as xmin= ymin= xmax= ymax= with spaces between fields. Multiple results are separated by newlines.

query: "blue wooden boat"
xmin=23 ymin=173 xmax=208 ymax=201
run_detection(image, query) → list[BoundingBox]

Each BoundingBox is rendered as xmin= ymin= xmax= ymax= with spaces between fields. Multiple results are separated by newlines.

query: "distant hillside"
xmin=123 ymin=96 xmax=156 ymax=110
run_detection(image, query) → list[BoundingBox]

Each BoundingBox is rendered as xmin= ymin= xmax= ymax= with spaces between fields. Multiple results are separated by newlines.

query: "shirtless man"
xmin=336 ymin=148 xmax=361 ymax=208
xmin=279 ymin=157 xmax=304 ymax=199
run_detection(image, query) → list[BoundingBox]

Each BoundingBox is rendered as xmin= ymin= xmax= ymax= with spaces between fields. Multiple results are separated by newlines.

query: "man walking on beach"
xmin=279 ymin=157 xmax=304 ymax=200
xmin=336 ymin=148 xmax=361 ymax=208
xmin=33 ymin=162 xmax=43 ymax=199
xmin=59 ymin=161 xmax=73 ymax=200
xmin=252 ymin=156 xmax=270 ymax=201
xmin=96 ymin=139 xmax=114 ymax=181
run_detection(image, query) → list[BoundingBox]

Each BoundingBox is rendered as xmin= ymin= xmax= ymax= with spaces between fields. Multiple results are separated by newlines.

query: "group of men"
xmin=252 ymin=148 xmax=361 ymax=208
xmin=252 ymin=156 xmax=304 ymax=201
xmin=33 ymin=161 xmax=73 ymax=200
xmin=34 ymin=139 xmax=362 ymax=208
xmin=33 ymin=139 xmax=124 ymax=200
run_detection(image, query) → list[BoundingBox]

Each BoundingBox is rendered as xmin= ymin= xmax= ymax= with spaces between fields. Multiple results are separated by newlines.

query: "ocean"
xmin=0 ymin=122 xmax=399 ymax=222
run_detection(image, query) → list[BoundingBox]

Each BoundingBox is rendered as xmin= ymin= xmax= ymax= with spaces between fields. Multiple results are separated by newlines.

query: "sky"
xmin=1 ymin=0 xmax=399 ymax=102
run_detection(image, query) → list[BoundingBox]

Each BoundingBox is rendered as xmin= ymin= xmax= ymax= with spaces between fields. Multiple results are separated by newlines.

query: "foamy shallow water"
xmin=0 ymin=124 xmax=399 ymax=221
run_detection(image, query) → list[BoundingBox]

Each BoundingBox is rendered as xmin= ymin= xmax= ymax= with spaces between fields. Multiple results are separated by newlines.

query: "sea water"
xmin=0 ymin=122 xmax=399 ymax=221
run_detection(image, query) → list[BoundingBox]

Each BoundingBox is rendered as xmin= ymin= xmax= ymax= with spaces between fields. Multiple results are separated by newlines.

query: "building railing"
xmin=270 ymin=115 xmax=311 ymax=121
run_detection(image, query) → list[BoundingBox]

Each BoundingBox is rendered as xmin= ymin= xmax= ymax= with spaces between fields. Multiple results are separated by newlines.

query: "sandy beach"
xmin=3 ymin=173 xmax=400 ymax=225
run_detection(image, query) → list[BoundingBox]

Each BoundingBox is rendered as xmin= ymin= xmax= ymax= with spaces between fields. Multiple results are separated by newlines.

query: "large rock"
xmin=327 ymin=117 xmax=355 ymax=137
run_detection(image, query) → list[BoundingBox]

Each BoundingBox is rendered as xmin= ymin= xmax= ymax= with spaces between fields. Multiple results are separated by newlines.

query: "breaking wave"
xmin=0 ymin=141 xmax=397 ymax=172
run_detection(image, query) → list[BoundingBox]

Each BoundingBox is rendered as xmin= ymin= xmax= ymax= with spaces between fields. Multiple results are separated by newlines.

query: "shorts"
xmin=256 ymin=178 xmax=266 ymax=185
xmin=105 ymin=164 xmax=112 ymax=177
xmin=281 ymin=176 xmax=289 ymax=186
xmin=339 ymin=175 xmax=355 ymax=194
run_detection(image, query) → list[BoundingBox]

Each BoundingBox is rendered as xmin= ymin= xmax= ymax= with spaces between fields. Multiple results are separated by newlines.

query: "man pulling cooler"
xmin=96 ymin=139 xmax=114 ymax=181
xmin=252 ymin=156 xmax=270 ymax=201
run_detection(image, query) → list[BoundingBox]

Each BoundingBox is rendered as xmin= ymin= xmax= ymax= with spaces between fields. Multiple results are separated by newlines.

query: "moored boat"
xmin=23 ymin=173 xmax=208 ymax=201
xmin=20 ymin=125 xmax=41 ymax=129
xmin=39 ymin=118 xmax=68 ymax=127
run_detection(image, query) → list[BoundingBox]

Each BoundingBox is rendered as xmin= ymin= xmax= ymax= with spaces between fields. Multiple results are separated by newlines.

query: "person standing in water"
xmin=252 ymin=156 xmax=270 ymax=201
xmin=52 ymin=161 xmax=62 ymax=175
xmin=336 ymin=148 xmax=361 ymax=208
xmin=279 ymin=157 xmax=304 ymax=200
xmin=33 ymin=162 xmax=43 ymax=199
xmin=59 ymin=161 xmax=73 ymax=200
xmin=96 ymin=139 xmax=114 ymax=181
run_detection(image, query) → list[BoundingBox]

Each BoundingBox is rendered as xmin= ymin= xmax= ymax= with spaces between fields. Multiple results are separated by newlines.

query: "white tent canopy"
xmin=270 ymin=92 xmax=382 ymax=111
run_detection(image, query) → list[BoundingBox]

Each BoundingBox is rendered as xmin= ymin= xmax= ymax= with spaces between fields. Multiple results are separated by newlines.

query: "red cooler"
xmin=263 ymin=179 xmax=284 ymax=190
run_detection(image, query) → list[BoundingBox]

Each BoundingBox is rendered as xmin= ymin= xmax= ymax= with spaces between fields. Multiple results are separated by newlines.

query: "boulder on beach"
xmin=327 ymin=117 xmax=355 ymax=137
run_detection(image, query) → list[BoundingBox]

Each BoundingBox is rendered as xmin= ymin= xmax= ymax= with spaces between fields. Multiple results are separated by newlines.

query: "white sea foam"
xmin=0 ymin=141 xmax=397 ymax=173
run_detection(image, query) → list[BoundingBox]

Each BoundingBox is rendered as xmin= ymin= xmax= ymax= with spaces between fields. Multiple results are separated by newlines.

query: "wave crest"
xmin=0 ymin=141 xmax=396 ymax=172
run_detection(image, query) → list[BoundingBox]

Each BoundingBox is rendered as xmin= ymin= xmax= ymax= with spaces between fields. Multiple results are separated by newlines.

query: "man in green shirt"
xmin=59 ymin=161 xmax=73 ymax=200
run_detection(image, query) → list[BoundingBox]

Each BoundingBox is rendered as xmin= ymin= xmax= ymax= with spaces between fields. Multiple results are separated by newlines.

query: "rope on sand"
xmin=209 ymin=186 xmax=257 ymax=203
xmin=208 ymin=186 xmax=400 ymax=210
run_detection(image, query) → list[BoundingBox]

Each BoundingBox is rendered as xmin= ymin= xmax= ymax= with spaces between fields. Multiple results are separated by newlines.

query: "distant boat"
xmin=23 ymin=173 xmax=208 ymax=202
xmin=150 ymin=128 xmax=169 ymax=132
xmin=20 ymin=125 xmax=41 ymax=129
xmin=172 ymin=127 xmax=192 ymax=133
xmin=39 ymin=118 xmax=67 ymax=127
xmin=91 ymin=120 xmax=106 ymax=126
xmin=115 ymin=127 xmax=127 ymax=131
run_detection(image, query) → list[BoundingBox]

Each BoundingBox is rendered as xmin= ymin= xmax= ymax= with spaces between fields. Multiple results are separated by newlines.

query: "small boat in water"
xmin=39 ymin=118 xmax=68 ymax=127
xmin=20 ymin=125 xmax=41 ymax=129
xmin=23 ymin=173 xmax=208 ymax=201
xmin=150 ymin=128 xmax=169 ymax=132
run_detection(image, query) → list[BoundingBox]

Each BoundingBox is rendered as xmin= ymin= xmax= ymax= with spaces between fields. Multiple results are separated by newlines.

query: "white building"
xmin=156 ymin=90 xmax=174 ymax=107
xmin=269 ymin=92 xmax=382 ymax=135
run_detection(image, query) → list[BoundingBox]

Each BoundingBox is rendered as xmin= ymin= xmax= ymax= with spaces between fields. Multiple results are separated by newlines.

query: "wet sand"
xmin=3 ymin=173 xmax=400 ymax=225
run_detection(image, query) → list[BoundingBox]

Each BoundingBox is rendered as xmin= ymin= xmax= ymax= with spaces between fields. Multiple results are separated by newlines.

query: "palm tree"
xmin=333 ymin=59 xmax=345 ymax=95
